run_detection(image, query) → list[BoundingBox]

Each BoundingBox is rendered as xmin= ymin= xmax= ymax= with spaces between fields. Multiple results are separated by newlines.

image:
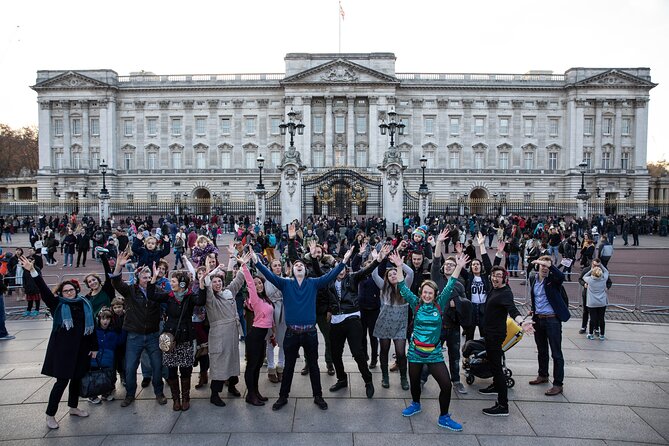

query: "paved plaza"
xmin=1 ymin=232 xmax=669 ymax=445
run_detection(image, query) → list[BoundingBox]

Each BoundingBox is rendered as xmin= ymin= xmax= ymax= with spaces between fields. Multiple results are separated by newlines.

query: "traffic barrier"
xmin=605 ymin=274 xmax=638 ymax=313
xmin=638 ymin=276 xmax=669 ymax=315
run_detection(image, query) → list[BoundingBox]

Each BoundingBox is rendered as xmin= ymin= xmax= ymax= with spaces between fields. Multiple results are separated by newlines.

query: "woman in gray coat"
xmin=583 ymin=264 xmax=609 ymax=340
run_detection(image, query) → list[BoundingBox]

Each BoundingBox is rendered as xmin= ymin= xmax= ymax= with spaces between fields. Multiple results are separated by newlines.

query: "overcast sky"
xmin=1 ymin=0 xmax=666 ymax=162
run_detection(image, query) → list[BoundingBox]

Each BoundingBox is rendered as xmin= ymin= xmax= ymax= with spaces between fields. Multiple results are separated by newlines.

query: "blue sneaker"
xmin=22 ymin=311 xmax=30 ymax=317
xmin=30 ymin=310 xmax=40 ymax=317
xmin=438 ymin=414 xmax=463 ymax=431
xmin=402 ymin=401 xmax=421 ymax=417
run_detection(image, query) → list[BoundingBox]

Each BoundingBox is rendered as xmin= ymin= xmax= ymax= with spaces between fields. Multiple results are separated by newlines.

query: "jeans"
xmin=548 ymin=245 xmax=560 ymax=264
xmin=4 ymin=232 xmax=11 ymax=242
xmin=485 ymin=335 xmax=508 ymax=407
xmin=421 ymin=326 xmax=460 ymax=384
xmin=533 ymin=317 xmax=564 ymax=387
xmin=508 ymin=254 xmax=520 ymax=275
xmin=330 ymin=317 xmax=372 ymax=384
xmin=0 ymin=294 xmax=8 ymax=338
xmin=63 ymin=252 xmax=73 ymax=266
xmin=465 ymin=303 xmax=486 ymax=341
xmin=279 ymin=327 xmax=322 ymax=398
xmin=141 ymin=321 xmax=168 ymax=380
xmin=125 ymin=331 xmax=164 ymax=397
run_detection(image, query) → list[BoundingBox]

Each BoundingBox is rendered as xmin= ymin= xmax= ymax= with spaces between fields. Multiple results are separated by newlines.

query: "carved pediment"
xmin=521 ymin=143 xmax=537 ymax=151
xmin=496 ymin=143 xmax=512 ymax=151
xmin=282 ymin=59 xmax=399 ymax=85
xmin=145 ymin=143 xmax=160 ymax=152
xmin=32 ymin=71 xmax=115 ymax=91
xmin=546 ymin=143 xmax=562 ymax=151
xmin=397 ymin=142 xmax=413 ymax=151
xmin=472 ymin=142 xmax=488 ymax=151
xmin=572 ymin=69 xmax=656 ymax=89
xmin=217 ymin=143 xmax=233 ymax=151
xmin=242 ymin=142 xmax=259 ymax=151
xmin=267 ymin=142 xmax=283 ymax=151
xmin=193 ymin=143 xmax=209 ymax=151
xmin=169 ymin=143 xmax=184 ymax=151
xmin=422 ymin=142 xmax=438 ymax=151
xmin=447 ymin=142 xmax=463 ymax=151
xmin=121 ymin=144 xmax=136 ymax=152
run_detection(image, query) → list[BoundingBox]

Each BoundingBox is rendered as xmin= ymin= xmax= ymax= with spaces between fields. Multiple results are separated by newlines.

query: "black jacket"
xmin=482 ymin=284 xmax=521 ymax=339
xmin=430 ymin=254 xmax=472 ymax=328
xmin=147 ymin=284 xmax=205 ymax=343
xmin=327 ymin=259 xmax=379 ymax=316
xmin=112 ymin=275 xmax=162 ymax=334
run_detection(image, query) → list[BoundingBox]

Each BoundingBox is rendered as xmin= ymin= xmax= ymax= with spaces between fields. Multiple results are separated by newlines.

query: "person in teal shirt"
xmin=389 ymin=250 xmax=468 ymax=432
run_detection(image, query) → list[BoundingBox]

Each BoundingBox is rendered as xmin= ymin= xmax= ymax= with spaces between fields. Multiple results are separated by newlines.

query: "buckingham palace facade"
xmin=31 ymin=52 xmax=656 ymax=218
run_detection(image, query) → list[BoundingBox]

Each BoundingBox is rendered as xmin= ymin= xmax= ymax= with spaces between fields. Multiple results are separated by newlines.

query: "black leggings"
xmin=244 ymin=326 xmax=268 ymax=394
xmin=380 ymin=338 xmax=406 ymax=373
xmin=360 ymin=308 xmax=379 ymax=361
xmin=46 ymin=378 xmax=80 ymax=416
xmin=588 ymin=306 xmax=606 ymax=336
xmin=27 ymin=300 xmax=41 ymax=311
xmin=409 ymin=362 xmax=452 ymax=416
xmin=168 ymin=366 xmax=193 ymax=380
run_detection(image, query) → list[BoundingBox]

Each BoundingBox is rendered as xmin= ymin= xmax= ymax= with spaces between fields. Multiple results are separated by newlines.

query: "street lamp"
xmin=279 ymin=108 xmax=305 ymax=150
xmin=52 ymin=186 xmax=60 ymax=198
xmin=419 ymin=155 xmax=428 ymax=193
xmin=99 ymin=160 xmax=109 ymax=197
xmin=256 ymin=153 xmax=265 ymax=190
xmin=379 ymin=109 xmax=405 ymax=148
xmin=576 ymin=161 xmax=590 ymax=200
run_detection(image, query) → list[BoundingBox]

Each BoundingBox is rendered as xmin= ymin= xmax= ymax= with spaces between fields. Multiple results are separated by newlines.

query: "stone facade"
xmin=31 ymin=53 xmax=656 ymax=214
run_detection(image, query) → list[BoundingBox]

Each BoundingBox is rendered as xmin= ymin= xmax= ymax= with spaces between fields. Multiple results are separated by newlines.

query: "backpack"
xmin=268 ymin=233 xmax=277 ymax=248
xmin=558 ymin=241 xmax=565 ymax=255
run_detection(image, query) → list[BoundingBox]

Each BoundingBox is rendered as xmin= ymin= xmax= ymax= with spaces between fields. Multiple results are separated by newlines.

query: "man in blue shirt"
xmin=529 ymin=255 xmax=569 ymax=396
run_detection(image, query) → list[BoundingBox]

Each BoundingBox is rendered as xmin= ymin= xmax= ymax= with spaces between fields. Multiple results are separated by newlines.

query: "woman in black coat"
xmin=18 ymin=256 xmax=98 ymax=430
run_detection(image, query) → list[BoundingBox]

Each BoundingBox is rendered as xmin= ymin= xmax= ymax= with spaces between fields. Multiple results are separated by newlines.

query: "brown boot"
xmin=168 ymin=379 xmax=181 ymax=411
xmin=195 ymin=371 xmax=208 ymax=389
xmin=529 ymin=376 xmax=549 ymax=385
xmin=268 ymin=368 xmax=279 ymax=383
xmin=180 ymin=376 xmax=191 ymax=411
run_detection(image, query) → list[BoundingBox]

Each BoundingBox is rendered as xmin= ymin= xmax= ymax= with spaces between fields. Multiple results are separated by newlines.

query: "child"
xmin=132 ymin=232 xmax=171 ymax=268
xmin=191 ymin=235 xmax=219 ymax=268
xmin=408 ymin=226 xmax=433 ymax=258
xmin=88 ymin=307 xmax=121 ymax=404
xmin=110 ymin=297 xmax=127 ymax=386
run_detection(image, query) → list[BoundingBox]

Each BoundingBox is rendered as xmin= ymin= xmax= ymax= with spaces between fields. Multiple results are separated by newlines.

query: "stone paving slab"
xmin=171 ymin=398 xmax=295 ymax=434
xmin=562 ymin=377 xmax=669 ymax=408
xmin=4 ymin=364 xmax=47 ymax=379
xmin=293 ymin=397 xmax=411 ymax=433
xmin=569 ymin=338 xmax=668 ymax=355
xmin=476 ymin=436 xmax=606 ymax=446
xmin=630 ymin=407 xmax=669 ymax=444
xmin=12 ymin=328 xmax=56 ymax=340
xmin=354 ymin=432 xmax=480 ymax=446
xmin=0 ymin=403 xmax=61 ymax=441
xmin=0 ymin=367 xmax=13 ymax=379
xmin=517 ymin=401 xmax=667 ymax=444
xmin=101 ymin=434 xmax=228 ymax=446
xmin=654 ymin=343 xmax=669 ymax=355
xmin=228 ymin=433 xmax=353 ymax=446
xmin=46 ymin=400 xmax=181 ymax=438
xmin=586 ymin=363 xmax=669 ymax=383
xmin=0 ymin=377 xmax=51 ymax=405
xmin=627 ymin=352 xmax=669 ymax=367
xmin=0 ymin=339 xmax=46 ymax=352
xmin=0 ymin=437 xmax=106 ymax=446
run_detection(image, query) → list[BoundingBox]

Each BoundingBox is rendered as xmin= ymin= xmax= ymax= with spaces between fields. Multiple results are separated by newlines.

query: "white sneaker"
xmin=453 ymin=382 xmax=468 ymax=394
xmin=87 ymin=397 xmax=101 ymax=404
xmin=46 ymin=415 xmax=59 ymax=429
xmin=69 ymin=407 xmax=89 ymax=417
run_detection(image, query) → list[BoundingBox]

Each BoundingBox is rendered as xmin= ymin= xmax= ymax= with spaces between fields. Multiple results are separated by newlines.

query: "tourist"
xmin=262 ymin=258 xmax=287 ymax=383
xmin=583 ymin=263 xmax=610 ymax=340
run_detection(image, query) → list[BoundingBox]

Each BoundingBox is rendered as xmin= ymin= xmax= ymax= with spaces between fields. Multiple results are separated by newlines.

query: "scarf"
xmin=173 ymin=289 xmax=187 ymax=303
xmin=53 ymin=295 xmax=94 ymax=335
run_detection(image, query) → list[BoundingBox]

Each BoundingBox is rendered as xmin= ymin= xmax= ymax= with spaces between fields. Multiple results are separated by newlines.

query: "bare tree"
xmin=0 ymin=124 xmax=38 ymax=177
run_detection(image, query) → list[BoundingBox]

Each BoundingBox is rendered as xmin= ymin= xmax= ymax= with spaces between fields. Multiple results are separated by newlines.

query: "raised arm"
xmin=110 ymin=251 xmax=132 ymax=299
xmin=313 ymin=245 xmax=354 ymax=289
xmin=98 ymin=252 xmax=116 ymax=300
xmin=241 ymin=263 xmax=260 ymax=311
xmin=20 ymin=256 xmax=58 ymax=312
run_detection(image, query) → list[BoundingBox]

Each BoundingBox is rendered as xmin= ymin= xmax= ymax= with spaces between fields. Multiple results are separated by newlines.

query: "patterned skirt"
xmin=163 ymin=341 xmax=195 ymax=368
xmin=373 ymin=304 xmax=408 ymax=340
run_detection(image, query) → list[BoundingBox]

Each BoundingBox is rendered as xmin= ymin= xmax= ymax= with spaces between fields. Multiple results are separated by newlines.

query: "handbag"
xmin=159 ymin=295 xmax=189 ymax=353
xmin=80 ymin=359 xmax=116 ymax=398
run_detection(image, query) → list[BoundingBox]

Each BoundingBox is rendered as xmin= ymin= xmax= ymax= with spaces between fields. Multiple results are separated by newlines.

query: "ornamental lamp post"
xmin=419 ymin=155 xmax=428 ymax=194
xmin=279 ymin=108 xmax=305 ymax=150
xmin=379 ymin=109 xmax=405 ymax=149
xmin=256 ymin=153 xmax=265 ymax=190
xmin=576 ymin=160 xmax=591 ymax=219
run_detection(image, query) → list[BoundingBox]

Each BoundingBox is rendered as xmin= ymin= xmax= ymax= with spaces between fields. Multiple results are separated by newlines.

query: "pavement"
xmin=1 ymin=231 xmax=669 ymax=445
xmin=0 ymin=317 xmax=668 ymax=445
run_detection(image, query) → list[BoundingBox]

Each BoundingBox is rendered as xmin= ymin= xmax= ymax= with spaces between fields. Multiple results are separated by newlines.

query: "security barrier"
xmin=639 ymin=276 xmax=669 ymax=315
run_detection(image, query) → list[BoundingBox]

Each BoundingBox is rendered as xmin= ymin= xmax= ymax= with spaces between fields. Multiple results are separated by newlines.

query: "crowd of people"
xmin=0 ymin=208 xmax=629 ymax=432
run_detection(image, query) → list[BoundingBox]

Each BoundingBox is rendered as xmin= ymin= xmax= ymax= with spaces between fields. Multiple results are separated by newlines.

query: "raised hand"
xmin=249 ymin=248 xmax=258 ymax=264
xmin=308 ymin=240 xmax=318 ymax=257
xmin=288 ymin=223 xmax=296 ymax=239
xmin=388 ymin=251 xmax=404 ymax=268
xmin=237 ymin=251 xmax=252 ymax=265
xmin=151 ymin=261 xmax=159 ymax=282
xmin=18 ymin=255 xmax=35 ymax=272
xmin=427 ymin=235 xmax=435 ymax=245
xmin=136 ymin=231 xmax=144 ymax=240
xmin=437 ymin=228 xmax=450 ymax=243
xmin=378 ymin=243 xmax=392 ymax=261
xmin=455 ymin=241 xmax=463 ymax=255
xmin=476 ymin=232 xmax=485 ymax=246
xmin=370 ymin=248 xmax=379 ymax=261
xmin=359 ymin=240 xmax=368 ymax=254
xmin=455 ymin=254 xmax=470 ymax=268
xmin=343 ymin=245 xmax=355 ymax=264
xmin=116 ymin=251 xmax=130 ymax=268
xmin=497 ymin=240 xmax=506 ymax=252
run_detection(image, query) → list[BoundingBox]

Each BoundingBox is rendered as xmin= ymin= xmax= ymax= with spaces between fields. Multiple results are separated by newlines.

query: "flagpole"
xmin=338 ymin=2 xmax=341 ymax=53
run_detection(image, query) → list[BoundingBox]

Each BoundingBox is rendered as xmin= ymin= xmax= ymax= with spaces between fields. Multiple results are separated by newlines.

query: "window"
xmin=622 ymin=118 xmax=631 ymax=135
xmin=524 ymin=118 xmax=534 ymax=136
xmin=449 ymin=117 xmax=459 ymax=135
xmin=123 ymin=119 xmax=133 ymax=136
xmin=603 ymin=117 xmax=612 ymax=135
xmin=335 ymin=116 xmax=345 ymax=134
xmin=313 ymin=116 xmax=324 ymax=134
xmin=583 ymin=151 xmax=592 ymax=169
xmin=524 ymin=152 xmax=534 ymax=169
xmin=195 ymin=117 xmax=206 ymax=135
xmin=312 ymin=150 xmax=324 ymax=167
xmin=171 ymin=118 xmax=182 ymax=136
xmin=499 ymin=118 xmax=509 ymax=135
xmin=548 ymin=193 xmax=556 ymax=202
xmin=474 ymin=152 xmax=484 ymax=169
xmin=270 ymin=151 xmax=281 ymax=168
xmin=220 ymin=151 xmax=231 ymax=168
xmin=621 ymin=152 xmax=630 ymax=170
xmin=54 ymin=152 xmax=63 ymax=169
xmin=146 ymin=118 xmax=157 ymax=136
xmin=449 ymin=152 xmax=460 ymax=169
xmin=90 ymin=151 xmax=100 ymax=169
xmin=124 ymin=152 xmax=134 ymax=170
xmin=602 ymin=152 xmax=611 ymax=170
xmin=72 ymin=118 xmax=81 ymax=135
xmin=90 ymin=118 xmax=100 ymax=136
xmin=148 ymin=152 xmax=158 ymax=170
xmin=171 ymin=151 xmax=181 ymax=169
xmin=245 ymin=151 xmax=256 ymax=169
xmin=524 ymin=192 xmax=532 ymax=202
xmin=549 ymin=118 xmax=559 ymax=136
xmin=220 ymin=117 xmax=231 ymax=134
xmin=474 ymin=118 xmax=484 ymax=135
xmin=245 ymin=117 xmax=256 ymax=135
xmin=584 ymin=117 xmax=594 ymax=135
xmin=335 ymin=148 xmax=346 ymax=166
xmin=424 ymin=117 xmax=435 ymax=135
xmin=126 ymin=194 xmax=134 ymax=204
xmin=425 ymin=152 xmax=435 ymax=168
xmin=400 ymin=117 xmax=410 ymax=134
xmin=270 ymin=117 xmax=281 ymax=135
xmin=149 ymin=193 xmax=158 ymax=206
xmin=355 ymin=149 xmax=367 ymax=167
xmin=54 ymin=118 xmax=63 ymax=136
xmin=72 ymin=151 xmax=81 ymax=169
xmin=499 ymin=152 xmax=509 ymax=170
xmin=548 ymin=152 xmax=558 ymax=170
xmin=356 ymin=116 xmax=367 ymax=134
xmin=196 ymin=152 xmax=206 ymax=169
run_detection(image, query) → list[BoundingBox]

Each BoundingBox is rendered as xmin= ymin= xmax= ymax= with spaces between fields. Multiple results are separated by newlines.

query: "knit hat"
xmin=412 ymin=225 xmax=428 ymax=239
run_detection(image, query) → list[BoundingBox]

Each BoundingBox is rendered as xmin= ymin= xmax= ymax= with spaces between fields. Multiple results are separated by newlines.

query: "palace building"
xmin=30 ymin=52 xmax=656 ymax=220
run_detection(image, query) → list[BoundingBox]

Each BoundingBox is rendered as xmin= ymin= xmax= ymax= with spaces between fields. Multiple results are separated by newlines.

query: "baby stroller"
xmin=462 ymin=317 xmax=524 ymax=388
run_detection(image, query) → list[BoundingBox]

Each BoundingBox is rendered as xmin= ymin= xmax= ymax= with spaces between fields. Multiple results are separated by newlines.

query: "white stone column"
xmin=369 ymin=96 xmax=379 ymax=166
xmin=38 ymin=101 xmax=52 ymax=170
xmin=418 ymin=190 xmax=430 ymax=224
xmin=325 ymin=96 xmax=334 ymax=166
xmin=280 ymin=164 xmax=303 ymax=225
xmin=594 ymin=100 xmax=603 ymax=168
xmin=577 ymin=198 xmax=587 ymax=219
xmin=614 ymin=99 xmax=623 ymax=168
xmin=99 ymin=194 xmax=110 ymax=226
xmin=301 ymin=96 xmax=312 ymax=166
xmin=82 ymin=101 xmax=90 ymax=168
xmin=634 ymin=98 xmax=649 ymax=168
xmin=254 ymin=189 xmax=267 ymax=223
xmin=380 ymin=163 xmax=404 ymax=232
xmin=62 ymin=101 xmax=72 ymax=168
xmin=347 ymin=95 xmax=355 ymax=166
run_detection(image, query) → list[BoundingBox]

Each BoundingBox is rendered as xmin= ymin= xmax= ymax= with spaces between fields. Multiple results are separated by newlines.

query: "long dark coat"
xmin=35 ymin=273 xmax=98 ymax=379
